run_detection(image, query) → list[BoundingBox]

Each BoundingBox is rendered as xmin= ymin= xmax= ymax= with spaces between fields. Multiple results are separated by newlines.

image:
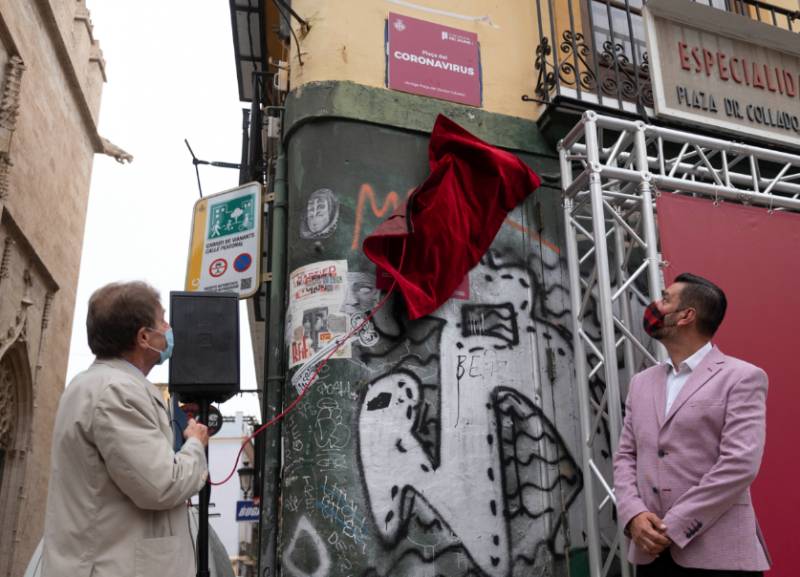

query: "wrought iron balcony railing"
xmin=526 ymin=0 xmax=800 ymax=114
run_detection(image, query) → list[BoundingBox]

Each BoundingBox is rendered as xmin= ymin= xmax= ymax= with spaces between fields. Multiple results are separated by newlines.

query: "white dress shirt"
xmin=664 ymin=341 xmax=713 ymax=415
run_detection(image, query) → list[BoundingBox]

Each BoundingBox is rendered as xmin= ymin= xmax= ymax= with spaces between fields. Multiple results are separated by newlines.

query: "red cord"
xmin=209 ymin=278 xmax=398 ymax=487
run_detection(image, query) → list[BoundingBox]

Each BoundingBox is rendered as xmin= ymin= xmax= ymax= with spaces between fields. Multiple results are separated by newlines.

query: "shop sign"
xmin=236 ymin=500 xmax=260 ymax=522
xmin=645 ymin=0 xmax=800 ymax=147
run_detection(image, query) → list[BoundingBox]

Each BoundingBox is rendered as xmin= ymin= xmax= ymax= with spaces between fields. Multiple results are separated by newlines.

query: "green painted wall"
xmin=271 ymin=82 xmax=609 ymax=577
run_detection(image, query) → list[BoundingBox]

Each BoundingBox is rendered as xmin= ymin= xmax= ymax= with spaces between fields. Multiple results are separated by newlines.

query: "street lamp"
xmin=238 ymin=465 xmax=255 ymax=498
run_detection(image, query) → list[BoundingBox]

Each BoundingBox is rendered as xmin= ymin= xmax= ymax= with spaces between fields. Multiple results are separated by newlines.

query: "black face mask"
xmin=643 ymin=302 xmax=687 ymax=339
xmin=643 ymin=301 xmax=665 ymax=338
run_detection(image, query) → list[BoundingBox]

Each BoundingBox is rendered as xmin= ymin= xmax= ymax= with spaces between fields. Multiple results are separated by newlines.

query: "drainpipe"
xmin=238 ymin=108 xmax=251 ymax=186
xmin=257 ymin=138 xmax=287 ymax=577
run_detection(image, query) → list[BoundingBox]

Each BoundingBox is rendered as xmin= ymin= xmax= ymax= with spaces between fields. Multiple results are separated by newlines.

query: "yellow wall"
xmin=288 ymin=0 xmax=542 ymax=121
xmin=283 ymin=0 xmax=798 ymax=121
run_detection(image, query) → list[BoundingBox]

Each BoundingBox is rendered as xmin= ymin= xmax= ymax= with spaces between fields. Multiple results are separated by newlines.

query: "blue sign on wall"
xmin=236 ymin=500 xmax=260 ymax=522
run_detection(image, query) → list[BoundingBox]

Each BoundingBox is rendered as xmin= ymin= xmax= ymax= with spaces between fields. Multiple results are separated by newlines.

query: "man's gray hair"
xmin=87 ymin=281 xmax=161 ymax=358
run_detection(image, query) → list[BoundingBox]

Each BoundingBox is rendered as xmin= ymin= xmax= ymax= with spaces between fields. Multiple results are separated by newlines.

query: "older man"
xmin=614 ymin=273 xmax=770 ymax=576
xmin=41 ymin=281 xmax=209 ymax=577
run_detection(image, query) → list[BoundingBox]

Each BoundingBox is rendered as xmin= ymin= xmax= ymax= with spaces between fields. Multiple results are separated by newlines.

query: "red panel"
xmin=387 ymin=13 xmax=481 ymax=107
xmin=658 ymin=193 xmax=800 ymax=575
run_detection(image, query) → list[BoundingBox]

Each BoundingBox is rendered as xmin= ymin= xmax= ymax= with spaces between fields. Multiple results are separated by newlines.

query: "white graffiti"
xmin=314 ymin=398 xmax=351 ymax=450
xmin=358 ymin=247 xmax=584 ymax=577
xmin=302 ymin=475 xmax=316 ymax=513
xmin=284 ymin=515 xmax=332 ymax=577
xmin=358 ymin=259 xmax=535 ymax=577
xmin=286 ymin=494 xmax=301 ymax=513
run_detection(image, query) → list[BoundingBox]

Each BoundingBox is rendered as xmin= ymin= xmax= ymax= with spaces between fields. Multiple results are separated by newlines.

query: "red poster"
xmin=658 ymin=193 xmax=800 ymax=577
xmin=387 ymin=13 xmax=481 ymax=107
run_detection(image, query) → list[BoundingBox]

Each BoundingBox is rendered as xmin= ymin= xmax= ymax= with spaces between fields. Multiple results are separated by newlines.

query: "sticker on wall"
xmin=350 ymin=312 xmax=379 ymax=347
xmin=288 ymin=260 xmax=350 ymax=368
xmin=341 ymin=272 xmax=381 ymax=314
xmin=341 ymin=272 xmax=381 ymax=348
xmin=299 ymin=188 xmax=339 ymax=240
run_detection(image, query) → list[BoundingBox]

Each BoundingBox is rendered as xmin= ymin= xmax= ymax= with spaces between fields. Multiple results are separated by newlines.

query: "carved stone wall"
xmin=0 ymin=344 xmax=33 ymax=573
xmin=0 ymin=359 xmax=17 ymax=454
xmin=0 ymin=214 xmax=56 ymax=577
xmin=0 ymin=1 xmax=105 ymax=575
xmin=0 ymin=55 xmax=22 ymax=205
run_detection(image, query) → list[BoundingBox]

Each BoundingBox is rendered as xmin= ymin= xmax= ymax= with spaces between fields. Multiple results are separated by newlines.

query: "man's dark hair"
xmin=87 ymin=282 xmax=162 ymax=358
xmin=674 ymin=273 xmax=727 ymax=337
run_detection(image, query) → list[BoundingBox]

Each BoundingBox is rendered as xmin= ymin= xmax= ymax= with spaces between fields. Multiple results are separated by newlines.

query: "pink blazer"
xmin=613 ymin=346 xmax=770 ymax=571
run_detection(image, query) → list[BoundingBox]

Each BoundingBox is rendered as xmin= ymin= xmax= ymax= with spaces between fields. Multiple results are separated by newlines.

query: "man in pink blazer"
xmin=614 ymin=273 xmax=770 ymax=576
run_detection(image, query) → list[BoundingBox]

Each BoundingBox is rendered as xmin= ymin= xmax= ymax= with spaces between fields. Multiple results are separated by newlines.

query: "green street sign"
xmin=208 ymin=194 xmax=256 ymax=240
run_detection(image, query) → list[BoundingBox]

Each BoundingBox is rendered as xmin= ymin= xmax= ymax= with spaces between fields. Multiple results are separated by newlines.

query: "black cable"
xmin=272 ymin=0 xmax=304 ymax=66
xmin=273 ymin=0 xmax=310 ymax=31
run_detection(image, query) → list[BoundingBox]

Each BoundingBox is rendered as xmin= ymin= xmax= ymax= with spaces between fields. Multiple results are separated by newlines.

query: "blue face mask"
xmin=146 ymin=327 xmax=174 ymax=365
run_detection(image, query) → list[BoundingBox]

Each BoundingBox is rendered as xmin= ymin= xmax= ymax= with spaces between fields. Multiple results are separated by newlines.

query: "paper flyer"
xmin=288 ymin=260 xmax=350 ymax=368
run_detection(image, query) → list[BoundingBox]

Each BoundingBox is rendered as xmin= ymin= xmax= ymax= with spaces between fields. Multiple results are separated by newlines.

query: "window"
xmin=590 ymin=0 xmax=646 ymax=67
xmin=589 ymin=0 xmax=732 ymax=68
xmin=579 ymin=1 xmax=651 ymax=107
xmin=584 ymin=0 xmax=737 ymax=107
xmin=696 ymin=0 xmax=730 ymax=7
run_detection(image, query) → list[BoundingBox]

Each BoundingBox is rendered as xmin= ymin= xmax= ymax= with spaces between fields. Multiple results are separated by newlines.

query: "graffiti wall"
xmin=281 ymin=119 xmax=607 ymax=577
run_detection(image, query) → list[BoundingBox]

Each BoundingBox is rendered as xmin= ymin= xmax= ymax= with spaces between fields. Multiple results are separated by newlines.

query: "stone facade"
xmin=0 ymin=1 xmax=106 ymax=575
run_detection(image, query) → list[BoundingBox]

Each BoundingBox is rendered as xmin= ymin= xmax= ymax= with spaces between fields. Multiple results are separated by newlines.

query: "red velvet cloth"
xmin=363 ymin=115 xmax=541 ymax=320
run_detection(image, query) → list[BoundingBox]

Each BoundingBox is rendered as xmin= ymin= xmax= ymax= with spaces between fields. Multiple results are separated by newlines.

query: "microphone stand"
xmin=197 ymin=399 xmax=210 ymax=577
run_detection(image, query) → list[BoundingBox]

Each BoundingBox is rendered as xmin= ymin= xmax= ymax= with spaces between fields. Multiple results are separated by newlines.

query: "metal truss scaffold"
xmin=558 ymin=111 xmax=800 ymax=577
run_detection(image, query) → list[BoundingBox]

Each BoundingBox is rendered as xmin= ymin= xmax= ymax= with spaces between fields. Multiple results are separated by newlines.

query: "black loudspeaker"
xmin=169 ymin=291 xmax=240 ymax=403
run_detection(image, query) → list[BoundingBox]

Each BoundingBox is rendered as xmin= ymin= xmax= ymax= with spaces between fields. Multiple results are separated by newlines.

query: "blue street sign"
xmin=236 ymin=500 xmax=260 ymax=522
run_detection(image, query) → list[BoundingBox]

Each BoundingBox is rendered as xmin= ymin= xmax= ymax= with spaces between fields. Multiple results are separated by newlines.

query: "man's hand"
xmin=628 ymin=512 xmax=672 ymax=556
xmin=183 ymin=418 xmax=209 ymax=447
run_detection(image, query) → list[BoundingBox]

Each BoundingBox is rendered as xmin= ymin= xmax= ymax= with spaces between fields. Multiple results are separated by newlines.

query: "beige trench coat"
xmin=41 ymin=359 xmax=207 ymax=577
